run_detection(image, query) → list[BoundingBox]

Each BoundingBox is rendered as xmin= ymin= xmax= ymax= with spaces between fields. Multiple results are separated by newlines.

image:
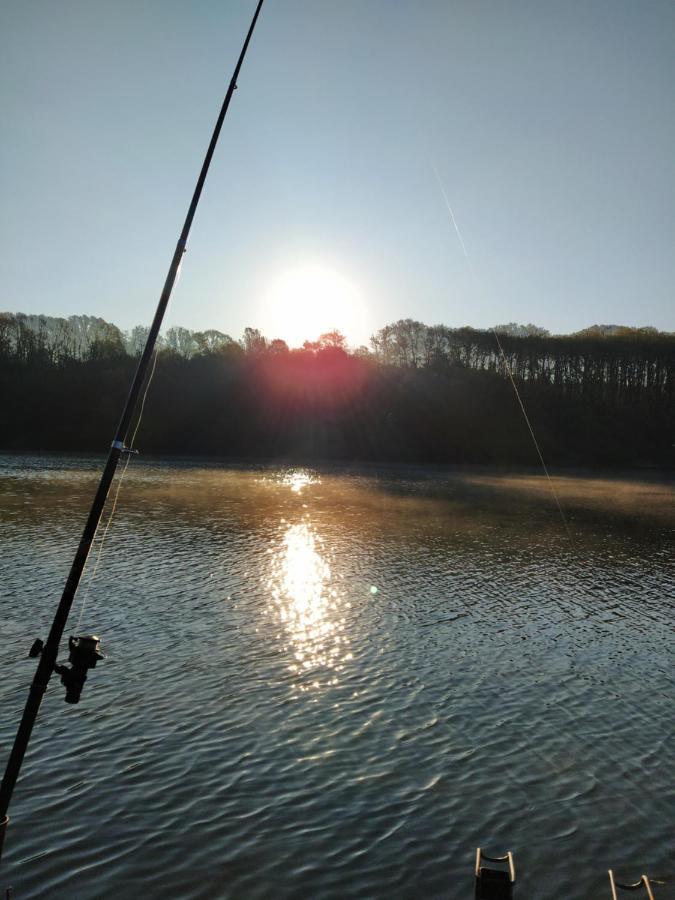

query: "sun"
xmin=260 ymin=264 xmax=368 ymax=348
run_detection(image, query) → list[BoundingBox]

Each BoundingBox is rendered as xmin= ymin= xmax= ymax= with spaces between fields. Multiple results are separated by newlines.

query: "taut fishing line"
xmin=432 ymin=163 xmax=571 ymax=538
xmin=75 ymin=347 xmax=160 ymax=629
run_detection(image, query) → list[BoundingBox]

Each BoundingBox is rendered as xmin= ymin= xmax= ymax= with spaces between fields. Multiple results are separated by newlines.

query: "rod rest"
xmin=475 ymin=849 xmax=515 ymax=900
xmin=609 ymin=870 xmax=655 ymax=900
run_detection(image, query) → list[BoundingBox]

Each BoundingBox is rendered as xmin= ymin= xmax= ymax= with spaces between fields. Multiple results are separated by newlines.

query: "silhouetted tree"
xmin=125 ymin=325 xmax=151 ymax=357
xmin=318 ymin=330 xmax=347 ymax=350
xmin=165 ymin=326 xmax=197 ymax=358
xmin=193 ymin=329 xmax=235 ymax=354
xmin=243 ymin=326 xmax=266 ymax=354
xmin=1 ymin=312 xmax=673 ymax=465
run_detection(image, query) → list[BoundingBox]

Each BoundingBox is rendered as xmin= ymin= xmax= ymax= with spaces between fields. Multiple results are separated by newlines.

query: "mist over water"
xmin=0 ymin=455 xmax=673 ymax=898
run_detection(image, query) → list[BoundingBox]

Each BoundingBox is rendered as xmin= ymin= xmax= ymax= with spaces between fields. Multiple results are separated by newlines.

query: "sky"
xmin=1 ymin=0 xmax=674 ymax=347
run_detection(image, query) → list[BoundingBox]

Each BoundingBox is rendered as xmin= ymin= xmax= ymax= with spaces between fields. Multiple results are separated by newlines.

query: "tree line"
xmin=1 ymin=311 xmax=673 ymax=465
xmin=370 ymin=320 xmax=674 ymax=405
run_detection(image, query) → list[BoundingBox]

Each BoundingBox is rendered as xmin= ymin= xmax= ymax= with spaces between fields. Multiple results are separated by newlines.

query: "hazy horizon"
xmin=3 ymin=307 xmax=673 ymax=352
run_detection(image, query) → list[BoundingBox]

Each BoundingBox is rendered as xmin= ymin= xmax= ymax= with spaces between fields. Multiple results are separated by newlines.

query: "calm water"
xmin=0 ymin=455 xmax=673 ymax=899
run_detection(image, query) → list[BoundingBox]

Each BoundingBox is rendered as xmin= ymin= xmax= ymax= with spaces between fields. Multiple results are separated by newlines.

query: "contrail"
xmin=432 ymin=163 xmax=477 ymax=282
xmin=432 ymin=162 xmax=571 ymax=538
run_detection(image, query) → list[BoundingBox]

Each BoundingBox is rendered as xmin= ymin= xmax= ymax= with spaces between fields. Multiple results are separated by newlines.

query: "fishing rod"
xmin=0 ymin=0 xmax=265 ymax=863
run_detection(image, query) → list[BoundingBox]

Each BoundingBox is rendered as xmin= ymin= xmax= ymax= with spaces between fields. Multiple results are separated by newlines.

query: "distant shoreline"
xmin=1 ymin=449 xmax=672 ymax=478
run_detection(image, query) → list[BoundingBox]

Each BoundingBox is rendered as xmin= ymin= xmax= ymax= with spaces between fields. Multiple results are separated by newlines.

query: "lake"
xmin=0 ymin=455 xmax=673 ymax=898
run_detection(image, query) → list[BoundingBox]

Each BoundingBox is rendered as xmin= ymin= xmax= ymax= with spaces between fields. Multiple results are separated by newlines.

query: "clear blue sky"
xmin=2 ymin=0 xmax=674 ymax=346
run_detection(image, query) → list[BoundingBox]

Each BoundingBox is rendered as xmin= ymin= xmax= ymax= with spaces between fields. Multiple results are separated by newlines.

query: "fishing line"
xmin=0 ymin=0 xmax=267 ymax=855
xmin=432 ymin=163 xmax=571 ymax=538
xmin=75 ymin=348 xmax=160 ymax=629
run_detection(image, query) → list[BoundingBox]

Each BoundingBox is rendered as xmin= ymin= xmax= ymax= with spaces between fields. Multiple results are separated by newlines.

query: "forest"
xmin=1 ymin=312 xmax=673 ymax=466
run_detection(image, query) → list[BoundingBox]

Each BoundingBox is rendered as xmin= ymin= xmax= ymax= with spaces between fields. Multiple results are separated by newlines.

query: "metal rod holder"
xmin=475 ymin=848 xmax=515 ymax=899
xmin=609 ymin=870 xmax=655 ymax=900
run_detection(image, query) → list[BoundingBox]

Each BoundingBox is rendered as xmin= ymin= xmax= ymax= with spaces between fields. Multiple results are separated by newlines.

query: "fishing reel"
xmin=30 ymin=635 xmax=104 ymax=704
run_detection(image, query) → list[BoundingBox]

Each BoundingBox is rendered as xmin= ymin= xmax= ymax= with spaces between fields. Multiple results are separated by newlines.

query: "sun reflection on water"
xmin=267 ymin=520 xmax=351 ymax=690
xmin=281 ymin=469 xmax=318 ymax=493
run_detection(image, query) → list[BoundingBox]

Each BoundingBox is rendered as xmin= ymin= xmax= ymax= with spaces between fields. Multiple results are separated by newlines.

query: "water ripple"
xmin=0 ymin=456 xmax=673 ymax=898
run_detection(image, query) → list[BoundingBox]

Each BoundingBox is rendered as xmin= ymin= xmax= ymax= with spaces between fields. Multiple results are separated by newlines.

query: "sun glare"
xmin=260 ymin=264 xmax=368 ymax=348
xmin=266 ymin=520 xmax=352 ymax=689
